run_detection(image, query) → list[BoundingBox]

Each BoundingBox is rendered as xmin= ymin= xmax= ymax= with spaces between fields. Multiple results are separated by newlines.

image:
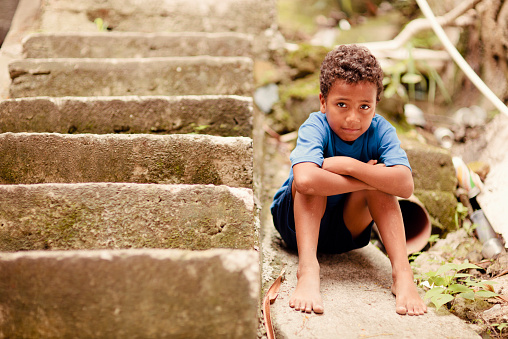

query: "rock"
xmin=254 ymin=83 xmax=279 ymax=113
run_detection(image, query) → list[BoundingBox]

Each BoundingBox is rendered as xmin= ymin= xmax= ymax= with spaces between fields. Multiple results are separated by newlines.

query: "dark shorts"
xmin=270 ymin=179 xmax=374 ymax=254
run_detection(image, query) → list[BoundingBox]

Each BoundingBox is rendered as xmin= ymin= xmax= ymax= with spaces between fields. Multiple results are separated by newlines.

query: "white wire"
xmin=415 ymin=0 xmax=508 ymax=117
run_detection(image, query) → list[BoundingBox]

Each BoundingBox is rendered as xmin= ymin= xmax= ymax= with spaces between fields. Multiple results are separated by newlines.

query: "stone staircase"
xmin=0 ymin=0 xmax=276 ymax=337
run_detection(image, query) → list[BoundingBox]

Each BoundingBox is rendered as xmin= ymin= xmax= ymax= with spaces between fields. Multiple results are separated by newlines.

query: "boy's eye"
xmin=360 ymin=104 xmax=370 ymax=110
xmin=337 ymin=102 xmax=347 ymax=108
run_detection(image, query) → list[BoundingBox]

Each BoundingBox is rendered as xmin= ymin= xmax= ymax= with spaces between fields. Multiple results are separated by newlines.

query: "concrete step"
xmin=0 ymin=95 xmax=253 ymax=136
xmin=37 ymin=0 xmax=275 ymax=36
xmin=0 ymin=248 xmax=259 ymax=338
xmin=0 ymin=132 xmax=252 ymax=187
xmin=22 ymin=32 xmax=254 ymax=58
xmin=0 ymin=183 xmax=256 ymax=251
xmin=8 ymin=56 xmax=253 ymax=98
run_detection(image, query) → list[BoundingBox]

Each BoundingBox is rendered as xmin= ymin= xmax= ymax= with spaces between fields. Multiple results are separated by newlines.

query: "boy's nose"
xmin=346 ymin=110 xmax=360 ymax=122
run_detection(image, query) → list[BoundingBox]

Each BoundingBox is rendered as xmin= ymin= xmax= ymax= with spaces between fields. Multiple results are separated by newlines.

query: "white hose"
xmin=415 ymin=0 xmax=508 ymax=117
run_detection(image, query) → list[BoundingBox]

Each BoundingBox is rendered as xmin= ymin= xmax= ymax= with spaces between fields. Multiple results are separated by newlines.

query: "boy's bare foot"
xmin=391 ymin=269 xmax=427 ymax=316
xmin=289 ymin=262 xmax=324 ymax=314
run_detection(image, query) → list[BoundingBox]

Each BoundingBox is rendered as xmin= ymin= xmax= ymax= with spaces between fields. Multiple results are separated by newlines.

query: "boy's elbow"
xmin=293 ymin=175 xmax=315 ymax=195
xmin=400 ymin=185 xmax=413 ymax=199
xmin=400 ymin=177 xmax=414 ymax=199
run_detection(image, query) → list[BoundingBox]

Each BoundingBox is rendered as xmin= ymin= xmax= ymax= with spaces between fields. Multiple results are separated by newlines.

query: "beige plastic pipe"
xmin=415 ymin=0 xmax=508 ymax=117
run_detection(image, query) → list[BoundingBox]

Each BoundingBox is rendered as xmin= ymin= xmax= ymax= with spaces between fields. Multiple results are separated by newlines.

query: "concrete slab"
xmin=0 ymin=248 xmax=259 ymax=339
xmin=0 ymin=133 xmax=253 ymax=187
xmin=261 ymin=136 xmax=481 ymax=339
xmin=22 ymin=32 xmax=254 ymax=58
xmin=0 ymin=95 xmax=253 ymax=136
xmin=8 ymin=56 xmax=254 ymax=98
xmin=37 ymin=0 xmax=276 ymax=36
xmin=270 ymin=243 xmax=480 ymax=339
xmin=0 ymin=183 xmax=256 ymax=251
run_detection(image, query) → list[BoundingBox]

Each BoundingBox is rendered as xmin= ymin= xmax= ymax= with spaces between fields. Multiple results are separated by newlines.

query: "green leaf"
xmin=454 ymin=273 xmax=472 ymax=278
xmin=475 ymin=290 xmax=499 ymax=298
xmin=428 ymin=276 xmax=446 ymax=287
xmin=424 ymin=287 xmax=446 ymax=300
xmin=458 ymin=291 xmax=475 ymax=300
xmin=386 ymin=62 xmax=407 ymax=75
xmin=193 ymin=124 xmax=210 ymax=131
xmin=382 ymin=77 xmax=392 ymax=86
xmin=401 ymin=73 xmax=423 ymax=84
xmin=447 ymin=284 xmax=472 ymax=294
xmin=467 ymin=281 xmax=493 ymax=288
xmin=428 ymin=234 xmax=440 ymax=243
xmin=436 ymin=263 xmax=458 ymax=276
xmin=498 ymin=323 xmax=508 ymax=331
xmin=456 ymin=263 xmax=482 ymax=271
xmin=383 ymin=83 xmax=397 ymax=99
xmin=431 ymin=294 xmax=455 ymax=311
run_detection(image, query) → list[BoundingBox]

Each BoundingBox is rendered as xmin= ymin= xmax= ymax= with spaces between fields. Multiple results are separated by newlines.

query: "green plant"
xmin=382 ymin=44 xmax=451 ymax=103
xmin=408 ymin=251 xmax=422 ymax=263
xmin=454 ymin=202 xmax=469 ymax=229
xmin=417 ymin=262 xmax=499 ymax=311
xmin=94 ymin=18 xmax=109 ymax=32
xmin=492 ymin=323 xmax=508 ymax=334
xmin=427 ymin=234 xmax=439 ymax=248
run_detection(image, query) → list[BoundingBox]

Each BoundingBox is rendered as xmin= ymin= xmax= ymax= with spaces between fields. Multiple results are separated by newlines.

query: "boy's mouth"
xmin=342 ymin=127 xmax=359 ymax=133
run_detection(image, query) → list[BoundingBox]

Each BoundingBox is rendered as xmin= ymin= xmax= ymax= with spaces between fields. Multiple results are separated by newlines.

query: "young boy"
xmin=270 ymin=44 xmax=427 ymax=316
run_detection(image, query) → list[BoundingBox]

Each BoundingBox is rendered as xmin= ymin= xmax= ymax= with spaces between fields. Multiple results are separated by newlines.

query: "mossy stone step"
xmin=8 ymin=56 xmax=253 ymax=98
xmin=0 ymin=95 xmax=253 ymax=136
xmin=0 ymin=183 xmax=256 ymax=251
xmin=0 ymin=132 xmax=253 ymax=187
xmin=37 ymin=0 xmax=275 ymax=36
xmin=22 ymin=32 xmax=254 ymax=58
xmin=0 ymin=248 xmax=259 ymax=338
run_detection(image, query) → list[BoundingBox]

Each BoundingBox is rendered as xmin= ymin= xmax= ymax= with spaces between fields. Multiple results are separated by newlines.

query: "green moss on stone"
xmin=285 ymin=44 xmax=329 ymax=79
xmin=414 ymin=189 xmax=458 ymax=235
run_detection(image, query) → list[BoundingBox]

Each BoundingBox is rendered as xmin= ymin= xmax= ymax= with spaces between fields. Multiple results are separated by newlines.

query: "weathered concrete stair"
xmin=0 ymin=249 xmax=259 ymax=338
xmin=22 ymin=32 xmax=255 ymax=58
xmin=0 ymin=0 xmax=274 ymax=336
xmin=8 ymin=56 xmax=254 ymax=98
xmin=0 ymin=183 xmax=255 ymax=251
xmin=0 ymin=95 xmax=253 ymax=136
xmin=0 ymin=133 xmax=252 ymax=187
xmin=37 ymin=0 xmax=275 ymax=35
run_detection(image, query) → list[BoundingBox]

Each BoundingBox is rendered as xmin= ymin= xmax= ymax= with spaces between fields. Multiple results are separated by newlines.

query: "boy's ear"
xmin=319 ymin=93 xmax=326 ymax=113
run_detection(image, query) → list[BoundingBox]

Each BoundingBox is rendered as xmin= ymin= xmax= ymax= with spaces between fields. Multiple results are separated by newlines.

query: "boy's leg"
xmin=290 ymin=182 xmax=326 ymax=314
xmin=343 ymin=190 xmax=427 ymax=316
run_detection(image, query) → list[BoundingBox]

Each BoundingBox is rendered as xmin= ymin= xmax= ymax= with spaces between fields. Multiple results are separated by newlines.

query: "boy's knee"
xmin=348 ymin=190 xmax=398 ymax=208
xmin=364 ymin=190 xmax=399 ymax=209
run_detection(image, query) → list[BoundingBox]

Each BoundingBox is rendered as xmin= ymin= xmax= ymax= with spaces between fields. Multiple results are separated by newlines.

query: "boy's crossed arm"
xmin=293 ymin=156 xmax=413 ymax=199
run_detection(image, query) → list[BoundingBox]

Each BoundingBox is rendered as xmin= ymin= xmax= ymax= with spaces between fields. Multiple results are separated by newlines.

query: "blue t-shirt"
xmin=271 ymin=112 xmax=411 ymax=208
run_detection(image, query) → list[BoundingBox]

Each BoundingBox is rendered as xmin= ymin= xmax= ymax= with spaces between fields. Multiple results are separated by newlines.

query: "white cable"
xmin=415 ymin=0 xmax=508 ymax=117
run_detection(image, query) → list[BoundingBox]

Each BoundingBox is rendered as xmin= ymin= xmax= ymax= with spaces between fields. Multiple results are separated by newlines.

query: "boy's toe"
xmin=289 ymin=299 xmax=295 ymax=308
xmin=396 ymin=305 xmax=407 ymax=315
xmin=313 ymin=303 xmax=324 ymax=314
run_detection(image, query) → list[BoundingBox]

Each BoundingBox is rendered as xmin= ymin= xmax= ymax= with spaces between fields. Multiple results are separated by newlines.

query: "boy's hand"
xmin=367 ymin=159 xmax=386 ymax=167
xmin=322 ymin=157 xmax=383 ymax=175
xmin=321 ymin=156 xmax=412 ymax=198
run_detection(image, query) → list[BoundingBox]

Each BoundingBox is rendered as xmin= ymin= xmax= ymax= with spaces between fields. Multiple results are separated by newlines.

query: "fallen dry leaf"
xmin=263 ymin=268 xmax=285 ymax=339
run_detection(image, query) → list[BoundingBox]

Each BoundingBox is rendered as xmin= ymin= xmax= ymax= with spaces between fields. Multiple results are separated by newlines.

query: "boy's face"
xmin=319 ymin=79 xmax=377 ymax=143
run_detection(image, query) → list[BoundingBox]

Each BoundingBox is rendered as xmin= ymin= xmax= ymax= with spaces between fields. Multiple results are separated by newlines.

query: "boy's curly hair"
xmin=320 ymin=44 xmax=384 ymax=102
